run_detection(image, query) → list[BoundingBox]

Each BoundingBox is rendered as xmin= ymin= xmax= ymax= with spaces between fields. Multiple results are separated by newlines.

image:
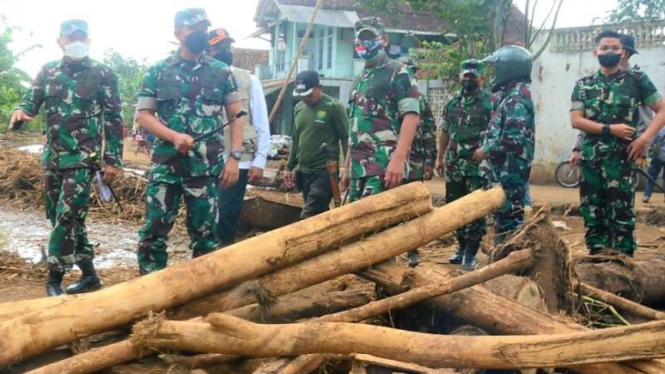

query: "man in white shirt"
xmin=208 ymin=28 xmax=271 ymax=246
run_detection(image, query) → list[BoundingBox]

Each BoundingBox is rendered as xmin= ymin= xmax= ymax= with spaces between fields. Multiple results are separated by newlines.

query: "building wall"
xmin=530 ymin=23 xmax=665 ymax=183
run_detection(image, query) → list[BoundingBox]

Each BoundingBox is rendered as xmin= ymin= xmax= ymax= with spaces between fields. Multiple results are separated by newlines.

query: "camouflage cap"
xmin=460 ymin=59 xmax=482 ymax=77
xmin=620 ymin=33 xmax=638 ymax=55
xmin=60 ymin=19 xmax=89 ymax=37
xmin=355 ymin=16 xmax=385 ymax=37
xmin=174 ymin=8 xmax=211 ymax=28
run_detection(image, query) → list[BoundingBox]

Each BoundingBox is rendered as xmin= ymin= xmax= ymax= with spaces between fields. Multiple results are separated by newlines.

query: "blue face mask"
xmin=355 ymin=38 xmax=383 ymax=60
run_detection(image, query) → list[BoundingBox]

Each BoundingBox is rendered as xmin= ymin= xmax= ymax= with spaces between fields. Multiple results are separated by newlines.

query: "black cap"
xmin=293 ymin=70 xmax=320 ymax=97
xmin=620 ymin=33 xmax=638 ymax=55
xmin=208 ymin=28 xmax=236 ymax=46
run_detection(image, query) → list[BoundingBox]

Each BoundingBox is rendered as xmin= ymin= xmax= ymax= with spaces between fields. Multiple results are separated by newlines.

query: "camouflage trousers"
xmin=44 ymin=168 xmax=95 ymax=273
xmin=445 ymin=175 xmax=489 ymax=246
xmin=491 ymin=166 xmax=530 ymax=245
xmin=137 ymin=176 xmax=220 ymax=273
xmin=580 ymin=154 xmax=636 ymax=255
xmin=349 ymin=176 xmax=385 ymax=202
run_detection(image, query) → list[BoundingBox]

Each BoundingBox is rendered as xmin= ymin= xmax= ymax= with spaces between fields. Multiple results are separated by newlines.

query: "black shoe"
xmin=46 ymin=271 xmax=65 ymax=297
xmin=642 ymin=195 xmax=650 ymax=203
xmin=66 ymin=274 xmax=103 ymax=294
xmin=461 ymin=242 xmax=479 ymax=271
xmin=448 ymin=249 xmax=464 ymax=264
xmin=407 ymin=250 xmax=420 ymax=267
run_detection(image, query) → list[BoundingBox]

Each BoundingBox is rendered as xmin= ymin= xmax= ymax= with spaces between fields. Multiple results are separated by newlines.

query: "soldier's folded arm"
xmin=100 ymin=68 xmax=124 ymax=168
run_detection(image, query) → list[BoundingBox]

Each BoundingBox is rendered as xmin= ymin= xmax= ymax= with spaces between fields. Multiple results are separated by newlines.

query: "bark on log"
xmin=578 ymin=283 xmax=665 ymax=321
xmin=173 ymin=187 xmax=506 ymax=319
xmin=484 ymin=275 xmax=548 ymax=312
xmin=359 ymin=262 xmax=665 ymax=374
xmin=575 ymin=256 xmax=665 ymax=306
xmin=135 ymin=314 xmax=665 ymax=369
xmin=350 ymin=354 xmax=455 ymax=374
xmin=24 ymin=187 xmax=504 ymax=374
xmin=268 ymin=248 xmax=534 ymax=374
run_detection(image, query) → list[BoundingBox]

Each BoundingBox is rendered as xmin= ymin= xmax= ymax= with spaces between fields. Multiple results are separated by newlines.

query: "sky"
xmin=3 ymin=0 xmax=618 ymax=76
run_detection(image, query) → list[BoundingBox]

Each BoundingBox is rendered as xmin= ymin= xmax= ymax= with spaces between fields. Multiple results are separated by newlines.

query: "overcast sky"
xmin=4 ymin=0 xmax=618 ymax=76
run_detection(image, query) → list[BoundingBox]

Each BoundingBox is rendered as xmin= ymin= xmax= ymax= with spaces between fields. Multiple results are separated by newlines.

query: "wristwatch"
xmin=230 ymin=150 xmax=242 ymax=160
xmin=602 ymin=124 xmax=611 ymax=135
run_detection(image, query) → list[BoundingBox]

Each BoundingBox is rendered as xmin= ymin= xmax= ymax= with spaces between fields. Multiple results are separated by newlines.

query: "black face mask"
xmin=214 ymin=49 xmax=234 ymax=66
xmin=598 ymin=52 xmax=621 ymax=68
xmin=461 ymin=79 xmax=479 ymax=92
xmin=185 ymin=31 xmax=209 ymax=55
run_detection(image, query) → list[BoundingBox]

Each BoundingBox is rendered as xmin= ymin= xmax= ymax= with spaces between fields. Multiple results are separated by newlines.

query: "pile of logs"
xmin=1 ymin=183 xmax=665 ymax=374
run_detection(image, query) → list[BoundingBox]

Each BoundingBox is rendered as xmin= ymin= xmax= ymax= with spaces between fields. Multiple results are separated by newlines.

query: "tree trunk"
xmin=173 ymin=187 xmax=506 ymax=320
xmin=135 ymin=314 xmax=665 ymax=369
xmin=360 ymin=262 xmax=665 ymax=374
xmin=23 ymin=187 xmax=505 ymax=374
xmin=578 ymin=283 xmax=665 ymax=321
xmin=0 ymin=182 xmax=433 ymax=366
xmin=484 ymin=275 xmax=548 ymax=312
xmin=575 ymin=256 xmax=665 ymax=307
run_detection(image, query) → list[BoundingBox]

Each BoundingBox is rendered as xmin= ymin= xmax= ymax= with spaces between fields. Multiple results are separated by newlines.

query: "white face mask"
xmin=64 ymin=41 xmax=89 ymax=59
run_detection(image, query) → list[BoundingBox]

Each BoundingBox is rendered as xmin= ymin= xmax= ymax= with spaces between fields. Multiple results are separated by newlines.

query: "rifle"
xmin=320 ymin=142 xmax=342 ymax=207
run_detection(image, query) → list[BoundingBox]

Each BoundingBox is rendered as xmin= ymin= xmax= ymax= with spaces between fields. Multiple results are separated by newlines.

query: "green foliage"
xmin=0 ymin=17 xmax=33 ymax=129
xmin=102 ymin=49 xmax=147 ymax=126
xmin=608 ymin=0 xmax=665 ymax=22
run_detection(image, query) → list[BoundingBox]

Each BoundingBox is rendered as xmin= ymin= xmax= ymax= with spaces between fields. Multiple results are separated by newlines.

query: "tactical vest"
xmin=224 ymin=67 xmax=258 ymax=163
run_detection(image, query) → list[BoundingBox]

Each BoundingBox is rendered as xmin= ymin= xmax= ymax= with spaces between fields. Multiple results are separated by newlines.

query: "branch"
xmin=529 ymin=0 xmax=559 ymax=46
xmin=532 ymin=0 xmax=565 ymax=61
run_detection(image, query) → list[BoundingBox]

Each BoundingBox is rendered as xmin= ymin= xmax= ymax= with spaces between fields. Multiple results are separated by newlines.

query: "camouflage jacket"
xmin=571 ymin=68 xmax=661 ymax=159
xmin=481 ymin=82 xmax=535 ymax=178
xmin=441 ymin=88 xmax=496 ymax=178
xmin=137 ymin=51 xmax=240 ymax=181
xmin=348 ymin=57 xmax=421 ymax=178
xmin=406 ymin=94 xmax=436 ymax=181
xmin=17 ymin=57 xmax=123 ymax=170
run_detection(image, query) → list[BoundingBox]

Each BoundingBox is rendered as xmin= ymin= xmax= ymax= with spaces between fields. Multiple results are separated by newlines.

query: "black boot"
xmin=448 ymin=238 xmax=465 ymax=264
xmin=461 ymin=242 xmax=480 ymax=271
xmin=46 ymin=271 xmax=65 ymax=297
xmin=66 ymin=259 xmax=103 ymax=294
xmin=407 ymin=250 xmax=420 ymax=267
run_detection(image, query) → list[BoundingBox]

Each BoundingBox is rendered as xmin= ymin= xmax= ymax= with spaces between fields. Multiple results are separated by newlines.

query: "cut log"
xmin=578 ymin=282 xmax=665 ymax=321
xmin=173 ymin=187 xmax=505 ymax=319
xmin=360 ymin=262 xmax=665 ymax=374
xmin=135 ymin=314 xmax=665 ymax=369
xmin=575 ymin=256 xmax=665 ymax=306
xmin=484 ymin=275 xmax=548 ymax=313
xmin=489 ymin=210 xmax=574 ymax=313
xmin=268 ymin=248 xmax=534 ymax=374
xmin=24 ymin=187 xmax=504 ymax=374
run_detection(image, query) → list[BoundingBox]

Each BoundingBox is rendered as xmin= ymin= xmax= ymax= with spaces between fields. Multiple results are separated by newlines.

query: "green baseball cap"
xmin=60 ymin=19 xmax=89 ymax=37
xmin=355 ymin=16 xmax=385 ymax=37
xmin=174 ymin=8 xmax=211 ymax=28
xmin=460 ymin=59 xmax=482 ymax=77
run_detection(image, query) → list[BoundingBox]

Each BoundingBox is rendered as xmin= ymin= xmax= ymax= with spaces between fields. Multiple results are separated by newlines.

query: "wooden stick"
xmin=1 ymin=182 xmax=432 ymax=366
xmin=351 ymin=354 xmax=455 ymax=374
xmin=579 ymin=283 xmax=665 ymax=321
xmin=138 ymin=315 xmax=665 ymax=369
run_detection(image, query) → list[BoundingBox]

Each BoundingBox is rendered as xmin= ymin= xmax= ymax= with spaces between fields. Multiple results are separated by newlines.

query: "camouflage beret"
xmin=60 ymin=19 xmax=89 ymax=37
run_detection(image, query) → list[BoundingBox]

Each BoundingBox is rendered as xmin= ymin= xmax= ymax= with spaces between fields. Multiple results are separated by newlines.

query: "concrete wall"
xmin=530 ymin=24 xmax=665 ymax=183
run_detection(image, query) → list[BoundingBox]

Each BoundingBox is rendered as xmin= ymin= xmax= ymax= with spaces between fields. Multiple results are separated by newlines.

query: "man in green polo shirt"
xmin=284 ymin=70 xmax=349 ymax=218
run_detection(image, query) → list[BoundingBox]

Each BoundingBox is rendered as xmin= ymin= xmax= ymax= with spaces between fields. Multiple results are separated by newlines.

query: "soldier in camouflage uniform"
xmin=340 ymin=17 xmax=421 ymax=202
xmin=437 ymin=60 xmax=496 ymax=270
xmin=135 ymin=9 xmax=244 ymax=274
xmin=398 ymin=57 xmax=436 ymax=184
xmin=571 ymin=30 xmax=665 ymax=256
xmin=11 ymin=19 xmax=124 ymax=296
xmin=474 ymin=46 xmax=535 ymax=246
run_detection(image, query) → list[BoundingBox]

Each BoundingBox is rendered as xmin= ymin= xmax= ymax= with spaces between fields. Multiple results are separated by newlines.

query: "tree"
xmin=607 ymin=0 xmax=665 ymax=22
xmin=102 ymin=50 xmax=148 ymax=126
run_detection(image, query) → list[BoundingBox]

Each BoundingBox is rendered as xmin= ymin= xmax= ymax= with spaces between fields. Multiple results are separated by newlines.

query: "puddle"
xmin=17 ymin=144 xmax=43 ymax=154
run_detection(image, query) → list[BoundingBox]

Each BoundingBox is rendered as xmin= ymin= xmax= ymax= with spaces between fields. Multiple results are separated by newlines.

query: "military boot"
xmin=461 ymin=242 xmax=480 ymax=271
xmin=448 ymin=238 xmax=465 ymax=264
xmin=46 ymin=271 xmax=65 ymax=297
xmin=66 ymin=259 xmax=103 ymax=294
xmin=407 ymin=250 xmax=420 ymax=267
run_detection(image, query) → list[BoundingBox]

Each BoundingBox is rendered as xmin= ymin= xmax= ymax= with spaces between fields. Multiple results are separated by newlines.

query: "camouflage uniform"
xmin=406 ymin=95 xmax=437 ymax=182
xmin=481 ymin=82 xmax=535 ymax=241
xmin=571 ymin=69 xmax=661 ymax=255
xmin=441 ymin=87 xmax=496 ymax=246
xmin=16 ymin=52 xmax=123 ymax=273
xmin=348 ymin=19 xmax=421 ymax=202
xmin=136 ymin=50 xmax=240 ymax=273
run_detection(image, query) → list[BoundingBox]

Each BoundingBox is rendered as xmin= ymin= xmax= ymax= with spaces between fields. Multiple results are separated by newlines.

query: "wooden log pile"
xmin=2 ymin=184 xmax=665 ymax=374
